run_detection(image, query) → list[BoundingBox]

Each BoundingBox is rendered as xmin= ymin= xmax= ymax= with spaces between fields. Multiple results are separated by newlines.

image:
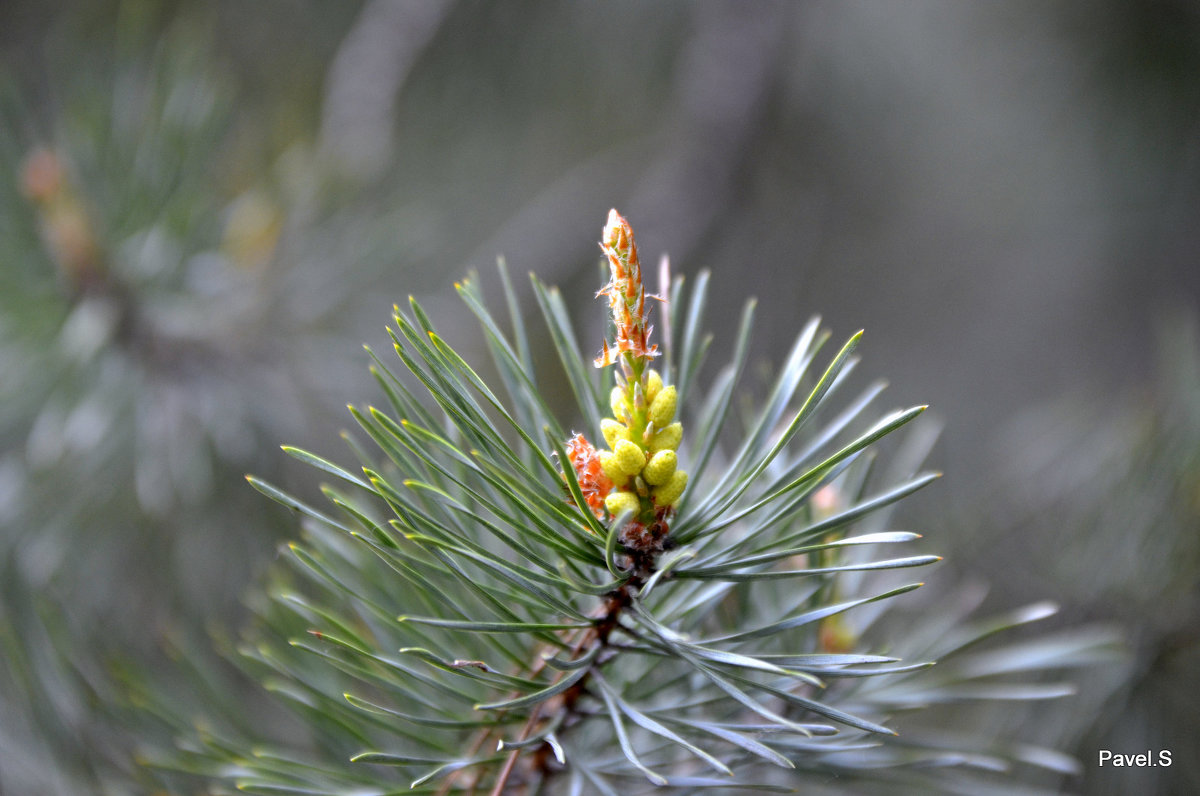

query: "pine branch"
xmin=167 ymin=209 xmax=1116 ymax=794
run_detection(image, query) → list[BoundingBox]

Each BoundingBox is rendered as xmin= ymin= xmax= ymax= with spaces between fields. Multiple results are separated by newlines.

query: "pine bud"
xmin=642 ymin=450 xmax=677 ymax=486
xmin=645 ymin=369 xmax=663 ymax=404
xmin=600 ymin=418 xmax=630 ymax=448
xmin=648 ymin=422 xmax=683 ymax=452
xmin=653 ymin=469 xmax=688 ymax=507
xmin=605 ymin=490 xmax=640 ymax=518
xmin=648 ymin=385 xmax=677 ymax=428
xmin=612 ymin=439 xmax=646 ymax=476
xmin=594 ymin=210 xmax=659 ymax=367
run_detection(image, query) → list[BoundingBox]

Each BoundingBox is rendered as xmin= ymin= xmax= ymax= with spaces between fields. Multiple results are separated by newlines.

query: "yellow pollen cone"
xmin=643 ymin=450 xmax=677 ymax=486
xmin=598 ymin=451 xmax=628 ymax=486
xmin=653 ymin=470 xmax=688 ymax=507
xmin=600 ymin=418 xmax=630 ymax=448
xmin=605 ymin=490 xmax=640 ymax=518
xmin=649 ymin=422 xmax=682 ymax=452
xmin=610 ymin=386 xmax=630 ymax=422
xmin=645 ymin=369 xmax=663 ymax=403
xmin=612 ymin=439 xmax=646 ymax=476
xmin=648 ymin=385 xmax=677 ymax=428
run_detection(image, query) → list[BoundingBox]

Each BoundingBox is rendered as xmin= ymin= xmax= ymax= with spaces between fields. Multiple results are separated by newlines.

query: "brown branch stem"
xmin=442 ymin=580 xmax=642 ymax=795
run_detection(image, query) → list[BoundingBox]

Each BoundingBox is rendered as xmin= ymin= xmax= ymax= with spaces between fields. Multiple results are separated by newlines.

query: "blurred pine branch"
xmin=982 ymin=313 xmax=1200 ymax=795
xmin=0 ymin=7 xmax=416 ymax=793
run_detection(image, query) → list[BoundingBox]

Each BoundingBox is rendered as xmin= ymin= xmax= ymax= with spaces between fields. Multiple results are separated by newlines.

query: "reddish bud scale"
xmin=564 ymin=433 xmax=614 ymax=521
xmin=618 ymin=506 xmax=672 ymax=563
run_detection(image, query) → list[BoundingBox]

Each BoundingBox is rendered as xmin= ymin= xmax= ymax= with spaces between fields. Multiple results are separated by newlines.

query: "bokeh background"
xmin=1 ymin=1 xmax=1197 ymax=793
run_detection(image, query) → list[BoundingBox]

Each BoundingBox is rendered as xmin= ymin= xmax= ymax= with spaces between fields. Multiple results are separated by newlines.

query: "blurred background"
xmin=1 ymin=1 xmax=1197 ymax=793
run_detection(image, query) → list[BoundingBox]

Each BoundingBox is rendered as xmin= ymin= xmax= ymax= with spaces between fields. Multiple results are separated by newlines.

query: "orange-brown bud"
xmin=20 ymin=148 xmax=65 ymax=203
